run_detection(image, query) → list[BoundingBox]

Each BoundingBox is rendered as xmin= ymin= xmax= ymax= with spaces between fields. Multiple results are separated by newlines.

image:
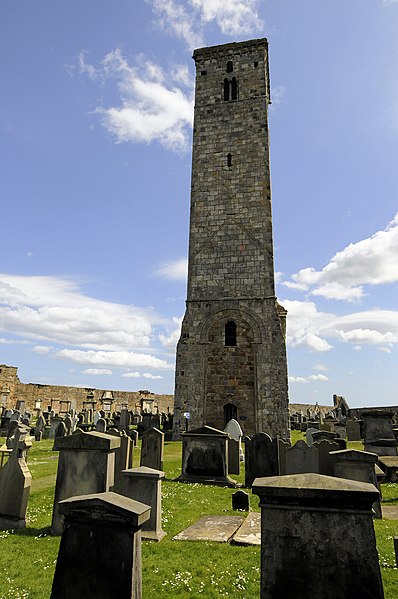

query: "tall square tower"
xmin=173 ymin=39 xmax=290 ymax=440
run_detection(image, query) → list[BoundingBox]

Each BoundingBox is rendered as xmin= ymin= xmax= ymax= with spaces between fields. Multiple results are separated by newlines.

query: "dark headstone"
xmin=232 ymin=490 xmax=250 ymax=511
xmin=51 ymin=492 xmax=150 ymax=599
xmin=244 ymin=433 xmax=278 ymax=488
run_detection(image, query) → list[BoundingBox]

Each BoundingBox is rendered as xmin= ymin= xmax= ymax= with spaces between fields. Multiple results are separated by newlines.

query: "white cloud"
xmin=289 ymin=373 xmax=329 ymax=384
xmin=285 ymin=213 xmax=398 ymax=301
xmin=85 ymin=48 xmax=194 ymax=152
xmin=191 ymin=0 xmax=263 ymax=35
xmin=159 ymin=316 xmax=183 ymax=348
xmin=152 ymin=0 xmax=263 ymax=47
xmin=155 ymin=258 xmax=188 ymax=280
xmin=122 ymin=371 xmax=163 ymax=379
xmin=33 ymin=345 xmax=52 ymax=355
xmin=82 ymin=369 xmax=113 ymax=375
xmin=313 ymin=363 xmax=328 ymax=372
xmin=56 ymin=349 xmax=174 ymax=370
xmin=379 ymin=347 xmax=392 ymax=354
xmin=283 ymin=299 xmax=398 ymax=353
xmin=0 ymin=273 xmax=161 ymax=351
xmin=152 ymin=0 xmax=204 ymax=48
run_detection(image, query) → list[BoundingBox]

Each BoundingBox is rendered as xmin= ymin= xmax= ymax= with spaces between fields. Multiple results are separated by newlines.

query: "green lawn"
xmin=0 ymin=435 xmax=397 ymax=598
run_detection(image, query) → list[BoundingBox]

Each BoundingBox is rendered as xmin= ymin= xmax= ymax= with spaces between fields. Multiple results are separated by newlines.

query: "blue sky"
xmin=1 ymin=0 xmax=398 ymax=408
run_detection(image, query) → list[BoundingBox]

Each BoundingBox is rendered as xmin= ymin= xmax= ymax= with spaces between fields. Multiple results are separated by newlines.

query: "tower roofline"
xmin=193 ymin=37 xmax=268 ymax=60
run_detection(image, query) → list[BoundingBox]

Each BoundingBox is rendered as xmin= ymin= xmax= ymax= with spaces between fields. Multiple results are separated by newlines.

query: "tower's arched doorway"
xmin=223 ymin=403 xmax=237 ymax=427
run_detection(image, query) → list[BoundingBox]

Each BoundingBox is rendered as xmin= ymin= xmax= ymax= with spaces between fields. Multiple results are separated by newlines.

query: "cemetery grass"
xmin=0 ymin=437 xmax=396 ymax=598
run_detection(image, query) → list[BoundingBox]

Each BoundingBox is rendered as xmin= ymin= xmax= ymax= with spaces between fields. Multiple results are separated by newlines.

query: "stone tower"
xmin=173 ymin=39 xmax=290 ymax=440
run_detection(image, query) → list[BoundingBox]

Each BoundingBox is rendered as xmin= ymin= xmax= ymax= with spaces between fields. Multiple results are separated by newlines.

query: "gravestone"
xmin=285 ymin=440 xmax=319 ymax=475
xmin=93 ymin=411 xmax=102 ymax=425
xmin=331 ymin=449 xmax=382 ymax=518
xmin=119 ymin=408 xmax=130 ymax=431
xmin=224 ymin=418 xmax=244 ymax=462
xmin=252 ymin=473 xmax=383 ymax=599
xmin=55 ymin=421 xmax=67 ymax=439
xmin=96 ymin=418 xmax=107 ymax=433
xmin=305 ymin=427 xmax=318 ymax=447
xmin=245 ymin=433 xmax=278 ymax=488
xmin=130 ymin=429 xmax=139 ymax=447
xmin=51 ymin=492 xmax=150 ymax=599
xmin=34 ymin=414 xmax=46 ymax=441
xmin=176 ymin=426 xmax=238 ymax=487
xmin=51 ymin=431 xmax=121 ymax=535
xmin=108 ymin=429 xmax=133 ymax=492
xmin=227 ymin=438 xmax=240 ymax=475
xmin=362 ymin=410 xmax=397 ymax=456
xmin=140 ymin=428 xmax=164 ymax=471
xmin=0 ymin=426 xmax=32 ymax=529
xmin=314 ymin=439 xmax=341 ymax=476
xmin=119 ymin=466 xmax=166 ymax=541
xmin=232 ymin=490 xmax=250 ymax=511
xmin=63 ymin=415 xmax=73 ymax=436
xmin=346 ymin=419 xmax=362 ymax=441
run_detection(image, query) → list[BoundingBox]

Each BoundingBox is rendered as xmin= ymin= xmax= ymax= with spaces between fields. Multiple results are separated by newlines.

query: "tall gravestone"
xmin=0 ymin=426 xmax=32 ymax=529
xmin=284 ymin=439 xmax=319 ymax=475
xmin=51 ymin=492 xmax=150 ymax=599
xmin=172 ymin=38 xmax=290 ymax=441
xmin=245 ymin=433 xmax=279 ymax=488
xmin=51 ymin=431 xmax=120 ymax=535
xmin=140 ymin=428 xmax=164 ymax=471
xmin=252 ymin=473 xmax=384 ymax=599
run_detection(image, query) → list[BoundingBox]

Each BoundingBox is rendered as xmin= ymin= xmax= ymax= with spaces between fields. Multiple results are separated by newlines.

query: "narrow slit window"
xmin=227 ymin=153 xmax=232 ymax=167
xmin=226 ymin=61 xmax=233 ymax=73
xmin=223 ymin=78 xmax=230 ymax=101
xmin=231 ymin=77 xmax=238 ymax=100
xmin=225 ymin=321 xmax=237 ymax=346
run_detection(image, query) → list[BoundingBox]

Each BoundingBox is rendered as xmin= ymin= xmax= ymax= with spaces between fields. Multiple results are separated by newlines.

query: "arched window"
xmin=226 ymin=61 xmax=233 ymax=73
xmin=223 ymin=78 xmax=230 ymax=101
xmin=227 ymin=153 xmax=232 ymax=167
xmin=231 ymin=77 xmax=238 ymax=100
xmin=225 ymin=321 xmax=237 ymax=346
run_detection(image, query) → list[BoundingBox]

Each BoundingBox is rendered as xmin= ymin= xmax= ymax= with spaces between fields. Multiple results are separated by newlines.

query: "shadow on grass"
xmin=13 ymin=525 xmax=53 ymax=537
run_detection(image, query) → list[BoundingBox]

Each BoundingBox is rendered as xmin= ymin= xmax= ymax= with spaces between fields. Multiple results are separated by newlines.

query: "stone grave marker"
xmin=285 ymin=439 xmax=319 ymax=475
xmin=244 ymin=433 xmax=278 ymax=488
xmin=362 ymin=410 xmax=397 ymax=456
xmin=176 ymin=425 xmax=238 ymax=487
xmin=51 ymin=492 xmax=150 ymax=599
xmin=232 ymin=490 xmax=250 ymax=511
xmin=305 ymin=427 xmax=319 ymax=447
xmin=0 ymin=426 xmax=33 ymax=529
xmin=96 ymin=417 xmax=107 ymax=433
xmin=140 ymin=427 xmax=164 ymax=471
xmin=313 ymin=439 xmax=341 ymax=476
xmin=227 ymin=437 xmax=240 ymax=475
xmin=51 ymin=431 xmax=121 ymax=535
xmin=224 ymin=418 xmax=244 ymax=462
xmin=331 ymin=448 xmax=382 ymax=518
xmin=119 ymin=466 xmax=166 ymax=541
xmin=108 ymin=429 xmax=133 ymax=491
xmin=346 ymin=419 xmax=362 ymax=441
xmin=252 ymin=473 xmax=384 ymax=599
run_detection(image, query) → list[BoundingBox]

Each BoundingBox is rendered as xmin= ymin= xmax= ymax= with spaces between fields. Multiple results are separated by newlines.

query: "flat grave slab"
xmin=380 ymin=505 xmax=398 ymax=520
xmin=231 ymin=511 xmax=261 ymax=545
xmin=173 ymin=515 xmax=244 ymax=543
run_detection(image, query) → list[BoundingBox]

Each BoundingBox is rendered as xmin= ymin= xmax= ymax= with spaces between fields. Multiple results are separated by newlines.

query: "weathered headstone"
xmin=346 ymin=419 xmax=362 ymax=441
xmin=305 ymin=427 xmax=318 ymax=446
xmin=285 ymin=439 xmax=319 ymax=475
xmin=331 ymin=449 xmax=382 ymax=518
xmin=0 ymin=426 xmax=32 ymax=529
xmin=252 ymin=473 xmax=384 ymax=599
xmin=96 ymin=418 xmax=107 ymax=433
xmin=50 ymin=492 xmax=150 ymax=599
xmin=232 ymin=490 xmax=250 ymax=511
xmin=119 ymin=408 xmax=130 ymax=431
xmin=227 ymin=438 xmax=240 ymax=475
xmin=108 ymin=429 xmax=133 ymax=491
xmin=34 ymin=414 xmax=46 ymax=441
xmin=119 ymin=466 xmax=166 ymax=541
xmin=51 ymin=431 xmax=121 ymax=535
xmin=224 ymin=418 xmax=244 ymax=462
xmin=314 ymin=439 xmax=341 ymax=476
xmin=176 ymin=426 xmax=238 ymax=487
xmin=362 ymin=410 xmax=397 ymax=456
xmin=55 ymin=421 xmax=67 ymax=439
xmin=140 ymin=428 xmax=164 ymax=471
xmin=245 ymin=433 xmax=278 ymax=488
